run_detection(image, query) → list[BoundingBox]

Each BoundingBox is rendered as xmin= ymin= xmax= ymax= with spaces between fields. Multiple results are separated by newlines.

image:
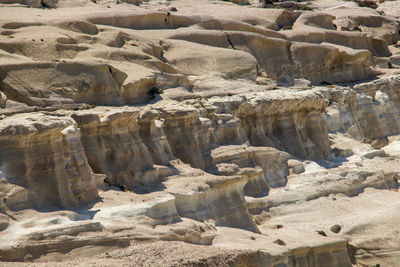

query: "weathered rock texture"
xmin=1 ymin=0 xmax=400 ymax=266
xmin=0 ymin=114 xmax=99 ymax=210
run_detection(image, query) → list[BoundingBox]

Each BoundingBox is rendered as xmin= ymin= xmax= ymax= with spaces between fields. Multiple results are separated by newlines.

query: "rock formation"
xmin=0 ymin=0 xmax=400 ymax=266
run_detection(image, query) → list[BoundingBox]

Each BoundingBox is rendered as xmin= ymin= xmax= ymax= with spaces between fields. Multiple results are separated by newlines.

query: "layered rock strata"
xmin=0 ymin=113 xmax=99 ymax=211
xmin=1 ymin=0 xmax=400 ymax=266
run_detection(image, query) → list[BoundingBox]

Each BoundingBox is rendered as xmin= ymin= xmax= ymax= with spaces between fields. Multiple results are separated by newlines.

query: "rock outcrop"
xmin=1 ymin=0 xmax=400 ymax=266
xmin=0 ymin=113 xmax=99 ymax=210
xmin=323 ymin=75 xmax=400 ymax=142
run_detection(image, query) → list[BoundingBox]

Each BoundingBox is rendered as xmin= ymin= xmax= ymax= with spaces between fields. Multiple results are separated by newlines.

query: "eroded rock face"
xmin=1 ymin=0 xmax=400 ymax=266
xmin=208 ymin=92 xmax=333 ymax=159
xmin=71 ymin=108 xmax=173 ymax=192
xmin=0 ymin=92 xmax=6 ymax=109
xmin=0 ymin=214 xmax=9 ymax=231
xmin=0 ymin=0 xmax=58 ymax=8
xmin=0 ymin=113 xmax=99 ymax=210
xmin=324 ymin=76 xmax=400 ymax=141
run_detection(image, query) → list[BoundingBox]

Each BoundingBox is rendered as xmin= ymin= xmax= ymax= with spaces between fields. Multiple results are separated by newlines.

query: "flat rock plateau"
xmin=1 ymin=0 xmax=400 ymax=266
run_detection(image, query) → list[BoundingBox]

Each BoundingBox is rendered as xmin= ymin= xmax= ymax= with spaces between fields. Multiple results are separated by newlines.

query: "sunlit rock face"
xmin=324 ymin=75 xmax=400 ymax=142
xmin=0 ymin=114 xmax=99 ymax=210
xmin=1 ymin=0 xmax=400 ymax=266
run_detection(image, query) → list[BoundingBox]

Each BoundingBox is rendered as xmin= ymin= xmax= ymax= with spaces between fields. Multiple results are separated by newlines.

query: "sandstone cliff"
xmin=1 ymin=0 xmax=400 ymax=266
